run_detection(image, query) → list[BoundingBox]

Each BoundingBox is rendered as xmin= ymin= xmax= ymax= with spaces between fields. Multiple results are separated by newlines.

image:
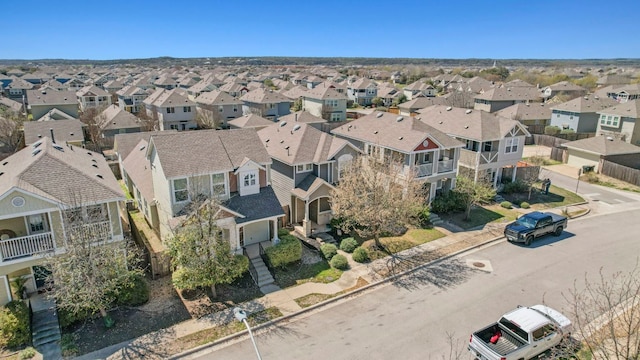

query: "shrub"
xmin=19 ymin=347 xmax=37 ymax=359
xmin=430 ymin=191 xmax=466 ymax=214
xmin=320 ymin=243 xmax=338 ymax=260
xmin=544 ymin=125 xmax=561 ymax=135
xmin=58 ymin=307 xmax=92 ymax=328
xmin=520 ymin=202 xmax=530 ymax=209
xmin=60 ymin=334 xmax=79 ymax=357
xmin=415 ymin=206 xmax=431 ymax=227
xmin=500 ymin=201 xmax=512 ymax=209
xmin=560 ymin=128 xmax=575 ymax=134
xmin=265 ymin=234 xmax=302 ymax=268
xmin=330 ymin=254 xmax=348 ymax=270
xmin=0 ymin=301 xmax=30 ymax=349
xmin=277 ymin=228 xmax=291 ymax=238
xmin=339 ymin=238 xmax=358 ymax=253
xmin=115 ymin=274 xmax=149 ymax=307
xmin=352 ymin=247 xmax=370 ymax=263
xmin=502 ymin=180 xmax=528 ymax=194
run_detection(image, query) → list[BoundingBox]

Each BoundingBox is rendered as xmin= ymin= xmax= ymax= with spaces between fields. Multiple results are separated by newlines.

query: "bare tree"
xmin=331 ymin=154 xmax=425 ymax=249
xmin=0 ymin=108 xmax=24 ymax=153
xmin=79 ymin=107 xmax=106 ymax=149
xmin=195 ymin=108 xmax=222 ymax=129
xmin=135 ymin=106 xmax=158 ymax=131
xmin=453 ymin=175 xmax=496 ymax=221
xmin=563 ymin=264 xmax=640 ymax=360
xmin=44 ymin=202 xmax=144 ymax=327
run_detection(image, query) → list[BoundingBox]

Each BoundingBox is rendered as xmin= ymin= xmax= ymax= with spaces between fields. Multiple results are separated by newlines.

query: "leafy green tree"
xmin=167 ymin=199 xmax=248 ymax=298
xmin=392 ymin=94 xmax=407 ymax=106
xmin=292 ymin=97 xmax=303 ymax=112
xmin=453 ymin=176 xmax=496 ymax=220
xmin=372 ymin=97 xmax=384 ymax=107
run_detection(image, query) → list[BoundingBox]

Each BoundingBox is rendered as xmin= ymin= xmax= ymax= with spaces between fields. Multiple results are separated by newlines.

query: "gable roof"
xmin=240 ymin=88 xmax=291 ymax=104
xmin=121 ymin=139 xmax=154 ymax=202
xmin=551 ymin=96 xmax=617 ymax=113
xmin=228 ymin=114 xmax=274 ymax=129
xmin=26 ymin=89 xmax=77 ymax=106
xmin=151 ymin=88 xmax=194 ymax=107
xmin=304 ymin=84 xmax=348 ymax=100
xmin=278 ymin=110 xmax=326 ymax=124
xmin=0 ymin=137 xmax=123 ymax=205
xmin=114 ymin=130 xmax=174 ymax=160
xmin=76 ymin=85 xmax=109 ymax=97
xmin=34 ymin=108 xmax=77 ymax=122
xmin=398 ymin=96 xmax=449 ymax=110
xmin=97 ymin=105 xmax=141 ymax=131
xmin=223 ymin=186 xmax=284 ymax=224
xmin=417 ymin=105 xmax=530 ymax=141
xmin=495 ymin=102 xmax=552 ymax=121
xmin=474 ymin=86 xmax=540 ymax=101
xmin=23 ymin=119 xmax=85 ymax=145
xmin=195 ymin=89 xmax=242 ymax=106
xmin=148 ymin=129 xmax=271 ymax=178
xmin=331 ymin=111 xmax=464 ymax=152
xmin=597 ymin=99 xmax=640 ymax=118
xmin=563 ymin=136 xmax=640 ymax=156
xmin=258 ymin=121 xmax=357 ymax=165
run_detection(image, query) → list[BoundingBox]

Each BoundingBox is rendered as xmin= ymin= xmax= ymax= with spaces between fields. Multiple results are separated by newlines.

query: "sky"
xmin=3 ymin=0 xmax=639 ymax=60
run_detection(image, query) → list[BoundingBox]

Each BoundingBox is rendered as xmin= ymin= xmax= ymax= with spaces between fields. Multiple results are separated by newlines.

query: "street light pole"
xmin=233 ymin=307 xmax=263 ymax=360
xmin=575 ymin=168 xmax=582 ymax=194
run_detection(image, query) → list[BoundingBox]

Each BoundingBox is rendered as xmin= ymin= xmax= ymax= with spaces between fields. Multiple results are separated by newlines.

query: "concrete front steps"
xmin=32 ymin=306 xmax=62 ymax=359
xmin=428 ymin=213 xmax=444 ymax=226
xmin=249 ymin=256 xmax=279 ymax=293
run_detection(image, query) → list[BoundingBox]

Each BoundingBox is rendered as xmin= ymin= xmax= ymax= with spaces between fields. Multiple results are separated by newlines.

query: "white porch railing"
xmin=69 ymin=221 xmax=111 ymax=241
xmin=437 ymin=159 xmax=454 ymax=173
xmin=0 ymin=232 xmax=54 ymax=261
xmin=414 ymin=163 xmax=434 ymax=177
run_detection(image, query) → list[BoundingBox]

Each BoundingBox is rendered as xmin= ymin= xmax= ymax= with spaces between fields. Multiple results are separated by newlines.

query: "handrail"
xmin=243 ymin=247 xmax=259 ymax=285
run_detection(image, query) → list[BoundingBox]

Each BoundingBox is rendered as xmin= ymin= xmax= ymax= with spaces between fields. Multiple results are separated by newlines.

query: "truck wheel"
xmin=525 ymin=236 xmax=533 ymax=246
xmin=554 ymin=226 xmax=563 ymax=236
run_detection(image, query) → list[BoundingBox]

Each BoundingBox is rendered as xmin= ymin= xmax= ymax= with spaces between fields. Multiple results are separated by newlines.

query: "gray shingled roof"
xmin=223 ymin=186 xmax=284 ymax=224
xmin=331 ymin=111 xmax=464 ymax=152
xmin=122 ymin=139 xmax=155 ymax=202
xmin=114 ymin=130 xmax=173 ymax=160
xmin=597 ymin=99 xmax=640 ymax=118
xmin=278 ymin=111 xmax=326 ymax=124
xmin=304 ymin=84 xmax=348 ymax=100
xmin=23 ymin=119 xmax=85 ymax=145
xmin=26 ymin=90 xmax=77 ymax=106
xmin=149 ymin=129 xmax=272 ymax=179
xmin=228 ymin=114 xmax=274 ymax=129
xmin=417 ymin=105 xmax=530 ymax=141
xmin=0 ymin=137 xmax=124 ymax=205
xmin=240 ymin=88 xmax=290 ymax=104
xmin=563 ymin=136 xmax=640 ymax=156
xmin=551 ymin=96 xmax=617 ymax=113
xmin=474 ymin=87 xmax=540 ymax=101
xmin=195 ymin=90 xmax=242 ymax=106
xmin=98 ymin=105 xmax=141 ymax=131
xmin=495 ymin=103 xmax=552 ymax=121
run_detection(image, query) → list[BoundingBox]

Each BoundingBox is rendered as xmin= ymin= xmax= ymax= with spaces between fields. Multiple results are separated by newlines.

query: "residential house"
xmin=0 ymin=97 xmax=23 ymax=114
xmin=473 ymin=87 xmax=543 ymax=113
xmin=398 ymin=96 xmax=449 ymax=116
xmin=376 ymin=84 xmax=402 ymax=107
xmin=598 ymin=84 xmax=640 ymax=103
xmin=302 ymin=84 xmax=348 ymax=122
xmin=258 ymin=121 xmax=361 ymax=236
xmin=596 ymin=74 xmax=630 ymax=87
xmin=186 ymin=79 xmax=219 ymax=101
xmin=331 ymin=112 xmax=465 ymax=201
xmin=495 ymin=103 xmax=552 ymax=133
xmin=144 ymin=89 xmax=196 ymax=131
xmin=23 ymin=119 xmax=85 ymax=147
xmin=96 ymin=105 xmax=142 ymax=146
xmin=26 ymin=89 xmax=78 ymax=120
xmin=240 ymin=88 xmax=291 ymax=121
xmin=596 ymin=99 xmax=640 ymax=145
xmin=346 ymin=78 xmax=377 ymax=106
xmin=195 ymin=90 xmax=243 ymax=128
xmin=228 ymin=114 xmax=274 ymax=130
xmin=0 ymin=137 xmax=125 ymax=305
xmin=280 ymin=85 xmax=308 ymax=102
xmin=219 ymin=82 xmax=249 ymax=98
xmin=76 ymin=86 xmax=112 ymax=112
xmin=418 ymin=106 xmax=531 ymax=187
xmin=563 ymin=136 xmax=640 ymax=172
xmin=116 ymin=85 xmax=148 ymax=114
xmin=103 ymin=79 xmax=125 ymax=94
xmin=403 ymin=80 xmax=435 ymax=100
xmin=33 ymin=109 xmax=77 ymax=122
xmin=2 ymin=77 xmax=33 ymax=101
xmin=153 ymin=74 xmax=178 ymax=90
xmin=541 ymin=81 xmax=587 ymax=101
xmin=40 ymin=79 xmax=67 ymax=92
xmin=123 ymin=129 xmax=284 ymax=254
xmin=549 ymin=96 xmax=617 ymax=133
xmin=449 ymin=76 xmax=494 ymax=94
xmin=64 ymin=78 xmax=86 ymax=92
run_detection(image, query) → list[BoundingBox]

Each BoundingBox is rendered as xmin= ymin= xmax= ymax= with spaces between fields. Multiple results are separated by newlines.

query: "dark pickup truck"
xmin=504 ymin=211 xmax=567 ymax=246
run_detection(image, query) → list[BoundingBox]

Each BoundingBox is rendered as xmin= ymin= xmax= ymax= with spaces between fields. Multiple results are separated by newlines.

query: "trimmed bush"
xmin=19 ymin=347 xmax=37 ymax=359
xmin=115 ymin=274 xmax=150 ymax=306
xmin=0 ymin=300 xmax=30 ymax=349
xmin=320 ymin=243 xmax=338 ymax=260
xmin=544 ymin=125 xmax=561 ymax=135
xmin=277 ymin=228 xmax=291 ymax=238
xmin=330 ymin=254 xmax=348 ymax=270
xmin=500 ymin=201 xmax=512 ymax=209
xmin=265 ymin=234 xmax=302 ymax=268
xmin=430 ymin=191 xmax=466 ymax=214
xmin=520 ymin=201 xmax=530 ymax=209
xmin=560 ymin=128 xmax=575 ymax=134
xmin=339 ymin=238 xmax=358 ymax=253
xmin=352 ymin=247 xmax=370 ymax=263
xmin=502 ymin=180 xmax=528 ymax=194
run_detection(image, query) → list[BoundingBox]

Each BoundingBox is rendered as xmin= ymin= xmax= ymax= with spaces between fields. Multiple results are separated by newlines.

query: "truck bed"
xmin=472 ymin=323 xmax=526 ymax=356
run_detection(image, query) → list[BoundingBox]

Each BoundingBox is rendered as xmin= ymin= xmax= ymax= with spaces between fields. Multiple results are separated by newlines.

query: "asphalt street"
xmin=187 ymin=206 xmax=640 ymax=360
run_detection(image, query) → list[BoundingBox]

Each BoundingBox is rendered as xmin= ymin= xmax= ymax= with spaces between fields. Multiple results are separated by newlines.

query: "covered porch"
xmin=290 ymin=175 xmax=334 ymax=237
xmin=0 ymin=212 xmax=57 ymax=263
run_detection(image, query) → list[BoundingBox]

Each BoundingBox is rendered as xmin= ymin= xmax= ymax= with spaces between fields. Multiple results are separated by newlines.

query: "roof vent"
xmin=265 ymin=139 xmax=270 ymax=143
xmin=584 ymin=96 xmax=589 ymax=100
xmin=439 ymin=121 xmax=443 ymax=124
xmin=96 ymin=174 xmax=103 ymax=179
xmin=31 ymin=149 xmax=42 ymax=156
xmin=2 ymin=161 xmax=8 ymax=166
xmin=373 ymin=130 xmax=378 ymax=134
xmin=396 ymin=116 xmax=403 ymax=122
xmin=446 ymin=106 xmax=452 ymax=111
xmin=280 ymin=140 xmax=284 ymax=144
xmin=398 ymin=136 xmax=403 ymax=140
xmin=139 ymin=145 xmax=146 ymax=151
xmin=606 ymin=136 xmax=614 ymax=141
xmin=53 ymin=144 xmax=64 ymax=152
xmin=376 ymin=112 xmax=383 ymax=118
xmin=279 ymin=121 xmax=287 ymax=127
xmin=0 ymin=172 xmax=3 ymax=176
xmin=32 ymin=141 xmax=43 ymax=149
xmin=293 ymin=124 xmax=301 ymax=131
xmin=92 ymin=164 xmax=98 ymax=168
xmin=464 ymin=125 xmax=469 ymax=129
xmin=465 ymin=109 xmax=472 ymax=114
xmin=37 ymin=134 xmax=42 ymax=138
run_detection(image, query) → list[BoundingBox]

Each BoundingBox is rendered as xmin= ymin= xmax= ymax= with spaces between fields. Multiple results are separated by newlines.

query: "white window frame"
xmin=173 ymin=178 xmax=189 ymax=203
xmin=296 ymin=163 xmax=313 ymax=173
xmin=243 ymin=173 xmax=256 ymax=187
xmin=183 ymin=106 xmax=191 ymax=112
xmin=211 ymin=173 xmax=226 ymax=197
xmin=600 ymin=113 xmax=620 ymax=127
xmin=166 ymin=107 xmax=175 ymax=114
xmin=505 ymin=137 xmax=519 ymax=154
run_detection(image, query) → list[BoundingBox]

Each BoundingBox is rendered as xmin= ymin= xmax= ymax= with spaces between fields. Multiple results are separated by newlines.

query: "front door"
xmin=32 ymin=265 xmax=52 ymax=290
xmin=27 ymin=214 xmax=48 ymax=235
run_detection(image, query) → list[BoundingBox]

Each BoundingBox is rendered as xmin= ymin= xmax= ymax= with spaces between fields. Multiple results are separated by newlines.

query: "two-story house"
xmin=122 ymin=129 xmax=284 ymax=254
xmin=541 ymin=81 xmax=587 ymax=101
xmin=331 ymin=112 xmax=465 ymax=201
xmin=473 ymin=86 xmax=541 ymax=113
xmin=2 ymin=77 xmax=33 ymax=101
xmin=495 ymin=103 xmax=552 ymax=134
xmin=549 ymin=96 xmax=617 ymax=133
xmin=596 ymin=99 xmax=640 ymax=145
xmin=0 ymin=137 xmax=125 ymax=305
xmin=302 ymin=84 xmax=348 ymax=122
xmin=116 ymin=85 xmax=149 ymax=113
xmin=23 ymin=119 xmax=85 ymax=147
xmin=403 ymin=80 xmax=435 ymax=100
xmin=417 ymin=106 xmax=531 ymax=187
xmin=144 ymin=88 xmax=197 ymax=131
xmin=76 ymin=85 xmax=112 ymax=112
xmin=240 ymin=88 xmax=291 ymax=121
xmin=258 ymin=121 xmax=361 ymax=236
xmin=97 ymin=105 xmax=142 ymax=145
xmin=26 ymin=89 xmax=78 ymax=120
xmin=346 ymin=78 xmax=377 ymax=106
xmin=195 ymin=90 xmax=243 ymax=129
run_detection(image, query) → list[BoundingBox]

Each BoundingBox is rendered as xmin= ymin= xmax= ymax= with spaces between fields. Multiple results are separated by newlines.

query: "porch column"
xmin=1 ymin=275 xmax=12 ymax=303
xmin=303 ymin=200 xmax=311 ymax=237
xmin=493 ymin=168 xmax=499 ymax=188
xmin=511 ymin=165 xmax=517 ymax=182
xmin=271 ymin=219 xmax=280 ymax=244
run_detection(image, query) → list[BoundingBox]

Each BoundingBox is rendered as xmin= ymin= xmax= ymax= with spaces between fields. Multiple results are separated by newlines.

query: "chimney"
xmin=49 ymin=128 xmax=55 ymax=144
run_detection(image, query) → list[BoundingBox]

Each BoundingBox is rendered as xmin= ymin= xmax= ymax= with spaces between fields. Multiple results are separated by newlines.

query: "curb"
xmin=170 ymin=234 xmax=506 ymax=359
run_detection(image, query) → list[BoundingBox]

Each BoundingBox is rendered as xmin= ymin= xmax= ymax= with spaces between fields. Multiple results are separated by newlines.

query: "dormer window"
xmin=239 ymin=170 xmax=260 ymax=196
xmin=244 ymin=173 xmax=256 ymax=187
xmin=296 ymin=164 xmax=313 ymax=173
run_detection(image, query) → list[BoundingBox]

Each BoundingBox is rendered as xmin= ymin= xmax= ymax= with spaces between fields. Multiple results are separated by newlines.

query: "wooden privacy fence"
xmin=550 ymin=147 xmax=567 ymax=162
xmin=600 ymin=160 xmax=640 ymax=186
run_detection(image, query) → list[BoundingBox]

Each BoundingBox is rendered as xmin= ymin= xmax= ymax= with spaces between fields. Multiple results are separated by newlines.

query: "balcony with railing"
xmin=0 ymin=232 xmax=54 ymax=262
xmin=68 ymin=221 xmax=112 ymax=242
xmin=437 ymin=159 xmax=454 ymax=173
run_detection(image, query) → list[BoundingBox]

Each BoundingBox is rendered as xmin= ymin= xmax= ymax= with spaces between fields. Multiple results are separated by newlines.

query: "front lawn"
xmin=273 ymin=258 xmax=342 ymax=288
xmin=362 ymin=228 xmax=445 ymax=260
xmin=501 ymin=184 xmax=585 ymax=210
xmin=445 ymin=205 xmax=519 ymax=230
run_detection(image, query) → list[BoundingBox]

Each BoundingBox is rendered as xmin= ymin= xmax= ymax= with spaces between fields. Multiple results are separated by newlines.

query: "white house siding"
xmin=0 ymin=275 xmax=11 ymax=305
xmin=158 ymin=106 xmax=197 ymax=131
xmin=567 ymin=150 xmax=601 ymax=172
xmin=270 ymin=160 xmax=295 ymax=211
xmin=149 ymin=149 xmax=173 ymax=240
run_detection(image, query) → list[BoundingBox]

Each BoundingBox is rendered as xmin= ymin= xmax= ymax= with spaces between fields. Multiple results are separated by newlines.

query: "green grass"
xmin=447 ymin=205 xmax=519 ymax=230
xmin=501 ymin=184 xmax=585 ymax=210
xmin=295 ymin=293 xmax=336 ymax=308
xmin=119 ymin=180 xmax=134 ymax=200
xmin=176 ymin=307 xmax=282 ymax=347
xmin=362 ymin=228 xmax=445 ymax=260
xmin=273 ymin=260 xmax=342 ymax=288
